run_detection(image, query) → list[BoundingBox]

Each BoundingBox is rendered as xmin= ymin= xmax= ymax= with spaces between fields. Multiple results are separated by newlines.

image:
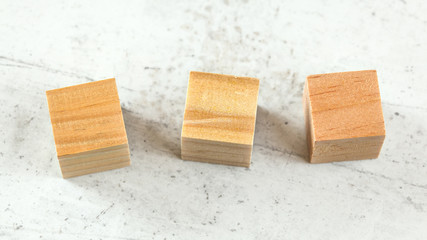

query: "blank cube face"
xmin=181 ymin=71 xmax=260 ymax=167
xmin=46 ymin=78 xmax=130 ymax=178
xmin=304 ymin=70 xmax=386 ymax=163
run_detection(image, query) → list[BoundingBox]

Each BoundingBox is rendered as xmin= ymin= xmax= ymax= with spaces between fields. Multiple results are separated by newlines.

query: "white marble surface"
xmin=0 ymin=0 xmax=426 ymax=239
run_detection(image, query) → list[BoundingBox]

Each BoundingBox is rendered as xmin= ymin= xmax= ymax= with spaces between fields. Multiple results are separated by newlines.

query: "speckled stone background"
xmin=0 ymin=0 xmax=426 ymax=239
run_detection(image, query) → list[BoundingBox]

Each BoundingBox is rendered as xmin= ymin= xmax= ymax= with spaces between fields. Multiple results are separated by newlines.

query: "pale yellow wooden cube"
xmin=181 ymin=71 xmax=260 ymax=167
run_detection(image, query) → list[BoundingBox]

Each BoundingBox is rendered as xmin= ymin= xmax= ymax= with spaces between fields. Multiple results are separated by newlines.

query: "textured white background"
xmin=0 ymin=0 xmax=426 ymax=239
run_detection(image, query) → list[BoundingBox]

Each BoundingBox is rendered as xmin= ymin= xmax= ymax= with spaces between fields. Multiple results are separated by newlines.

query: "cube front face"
xmin=304 ymin=70 xmax=386 ymax=163
xmin=46 ymin=78 xmax=130 ymax=178
xmin=181 ymin=71 xmax=259 ymax=167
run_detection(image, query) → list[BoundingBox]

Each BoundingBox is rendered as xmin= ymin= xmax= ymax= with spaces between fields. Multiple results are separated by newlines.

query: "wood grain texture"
xmin=304 ymin=70 xmax=386 ymax=163
xmin=46 ymin=78 xmax=130 ymax=178
xmin=181 ymin=71 xmax=259 ymax=167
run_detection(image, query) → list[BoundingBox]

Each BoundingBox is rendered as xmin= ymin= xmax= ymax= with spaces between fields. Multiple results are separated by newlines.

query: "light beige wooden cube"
xmin=46 ymin=78 xmax=130 ymax=178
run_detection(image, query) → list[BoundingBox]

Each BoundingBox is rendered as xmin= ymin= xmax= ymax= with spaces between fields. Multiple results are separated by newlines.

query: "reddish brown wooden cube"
xmin=303 ymin=70 xmax=386 ymax=163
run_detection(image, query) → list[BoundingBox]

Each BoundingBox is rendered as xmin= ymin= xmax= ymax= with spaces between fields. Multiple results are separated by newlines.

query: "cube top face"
xmin=306 ymin=70 xmax=385 ymax=142
xmin=182 ymin=71 xmax=260 ymax=145
xmin=46 ymin=78 xmax=128 ymax=157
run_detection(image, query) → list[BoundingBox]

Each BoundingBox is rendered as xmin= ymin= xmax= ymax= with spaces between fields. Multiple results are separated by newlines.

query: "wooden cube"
xmin=46 ymin=78 xmax=130 ymax=178
xmin=303 ymin=70 xmax=386 ymax=163
xmin=181 ymin=71 xmax=260 ymax=167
